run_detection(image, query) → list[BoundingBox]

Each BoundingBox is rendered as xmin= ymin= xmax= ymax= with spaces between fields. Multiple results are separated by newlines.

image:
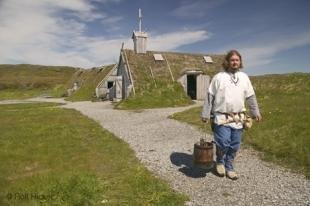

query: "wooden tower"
xmin=132 ymin=8 xmax=148 ymax=54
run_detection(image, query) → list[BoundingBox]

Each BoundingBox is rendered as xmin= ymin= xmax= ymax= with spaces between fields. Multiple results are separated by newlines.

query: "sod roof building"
xmin=96 ymin=9 xmax=224 ymax=102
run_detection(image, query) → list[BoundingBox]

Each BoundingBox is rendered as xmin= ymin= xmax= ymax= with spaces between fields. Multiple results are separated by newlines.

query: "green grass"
xmin=170 ymin=106 xmax=212 ymax=133
xmin=0 ymin=103 xmax=188 ymax=205
xmin=115 ymin=81 xmax=193 ymax=110
xmin=0 ymin=88 xmax=47 ymax=100
xmin=0 ymin=86 xmax=68 ymax=100
xmin=171 ymin=73 xmax=310 ymax=178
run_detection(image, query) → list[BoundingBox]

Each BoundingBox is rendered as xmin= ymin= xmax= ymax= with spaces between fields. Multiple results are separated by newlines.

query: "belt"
xmin=215 ymin=112 xmax=247 ymax=124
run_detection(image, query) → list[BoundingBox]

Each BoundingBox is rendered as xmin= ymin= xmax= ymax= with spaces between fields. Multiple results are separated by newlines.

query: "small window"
xmin=153 ymin=54 xmax=164 ymax=61
xmin=107 ymin=81 xmax=114 ymax=89
xmin=203 ymin=56 xmax=213 ymax=63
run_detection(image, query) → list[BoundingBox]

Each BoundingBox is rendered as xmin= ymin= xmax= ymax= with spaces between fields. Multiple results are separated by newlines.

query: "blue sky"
xmin=0 ymin=0 xmax=309 ymax=75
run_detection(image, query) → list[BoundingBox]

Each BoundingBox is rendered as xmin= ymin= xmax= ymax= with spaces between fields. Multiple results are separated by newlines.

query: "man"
xmin=201 ymin=50 xmax=261 ymax=180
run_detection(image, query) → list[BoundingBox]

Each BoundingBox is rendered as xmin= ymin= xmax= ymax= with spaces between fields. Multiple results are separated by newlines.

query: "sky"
xmin=0 ymin=0 xmax=309 ymax=75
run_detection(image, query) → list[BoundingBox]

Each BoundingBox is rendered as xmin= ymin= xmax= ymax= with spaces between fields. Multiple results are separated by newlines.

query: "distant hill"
xmin=0 ymin=64 xmax=113 ymax=100
xmin=250 ymin=73 xmax=310 ymax=95
xmin=0 ymin=64 xmax=77 ymax=99
xmin=0 ymin=64 xmax=77 ymax=90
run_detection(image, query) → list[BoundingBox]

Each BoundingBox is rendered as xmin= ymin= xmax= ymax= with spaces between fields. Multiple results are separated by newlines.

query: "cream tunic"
xmin=208 ymin=71 xmax=255 ymax=129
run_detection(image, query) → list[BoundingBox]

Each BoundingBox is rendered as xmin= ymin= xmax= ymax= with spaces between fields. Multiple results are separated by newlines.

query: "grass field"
xmin=0 ymin=89 xmax=50 ymax=100
xmin=0 ymin=103 xmax=187 ymax=205
xmin=171 ymin=73 xmax=310 ymax=178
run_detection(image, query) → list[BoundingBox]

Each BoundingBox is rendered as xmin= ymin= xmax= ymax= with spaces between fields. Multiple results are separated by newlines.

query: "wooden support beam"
xmin=163 ymin=55 xmax=175 ymax=82
xmin=149 ymin=66 xmax=157 ymax=88
xmin=123 ymin=49 xmax=136 ymax=95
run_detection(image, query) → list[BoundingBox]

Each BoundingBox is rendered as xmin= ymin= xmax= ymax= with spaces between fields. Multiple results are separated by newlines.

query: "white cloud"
xmin=100 ymin=16 xmax=123 ymax=31
xmin=215 ymin=31 xmax=310 ymax=74
xmin=172 ymin=0 xmax=227 ymax=18
xmin=101 ymin=16 xmax=123 ymax=24
xmin=0 ymin=0 xmax=210 ymax=68
xmin=239 ymin=31 xmax=310 ymax=68
xmin=91 ymin=0 xmax=123 ymax=3
xmin=47 ymin=0 xmax=107 ymax=21
xmin=0 ymin=0 xmax=117 ymax=67
xmin=148 ymin=30 xmax=211 ymax=51
xmin=45 ymin=0 xmax=94 ymax=12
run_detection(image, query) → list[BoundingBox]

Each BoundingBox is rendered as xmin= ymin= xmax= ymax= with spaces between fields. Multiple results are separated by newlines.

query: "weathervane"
xmin=139 ymin=8 xmax=142 ymax=32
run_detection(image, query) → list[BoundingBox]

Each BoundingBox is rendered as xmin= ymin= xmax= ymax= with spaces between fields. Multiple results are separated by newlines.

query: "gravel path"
xmin=62 ymin=101 xmax=310 ymax=206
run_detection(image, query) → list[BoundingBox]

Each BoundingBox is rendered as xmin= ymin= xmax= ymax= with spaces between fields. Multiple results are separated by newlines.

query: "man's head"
xmin=222 ymin=50 xmax=243 ymax=72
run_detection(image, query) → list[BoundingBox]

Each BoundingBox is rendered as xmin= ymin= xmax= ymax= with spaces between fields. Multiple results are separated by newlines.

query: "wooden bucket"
xmin=193 ymin=141 xmax=214 ymax=169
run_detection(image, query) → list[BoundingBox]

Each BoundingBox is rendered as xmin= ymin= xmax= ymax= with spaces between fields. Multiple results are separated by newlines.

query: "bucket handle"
xmin=201 ymin=122 xmax=215 ymax=144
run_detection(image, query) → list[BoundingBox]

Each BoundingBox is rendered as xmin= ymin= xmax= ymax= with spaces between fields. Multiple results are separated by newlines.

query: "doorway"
xmin=187 ymin=74 xmax=197 ymax=99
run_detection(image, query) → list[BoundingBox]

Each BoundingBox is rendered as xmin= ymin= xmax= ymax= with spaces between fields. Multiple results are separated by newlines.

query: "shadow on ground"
xmin=170 ymin=152 xmax=217 ymax=178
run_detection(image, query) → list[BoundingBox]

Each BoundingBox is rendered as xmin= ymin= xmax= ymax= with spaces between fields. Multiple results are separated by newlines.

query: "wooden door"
xmin=196 ymin=74 xmax=210 ymax=100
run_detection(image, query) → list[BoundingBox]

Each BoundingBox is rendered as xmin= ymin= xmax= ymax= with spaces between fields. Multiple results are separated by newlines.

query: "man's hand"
xmin=201 ymin=117 xmax=209 ymax=123
xmin=255 ymin=114 xmax=262 ymax=122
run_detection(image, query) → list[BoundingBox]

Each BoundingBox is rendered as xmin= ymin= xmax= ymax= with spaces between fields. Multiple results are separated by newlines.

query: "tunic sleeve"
xmin=244 ymin=75 xmax=255 ymax=98
xmin=208 ymin=75 xmax=218 ymax=95
xmin=201 ymin=76 xmax=217 ymax=119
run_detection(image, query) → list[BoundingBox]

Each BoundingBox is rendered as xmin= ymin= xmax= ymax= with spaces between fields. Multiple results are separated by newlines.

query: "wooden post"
xmin=163 ymin=55 xmax=175 ymax=82
xmin=123 ymin=49 xmax=136 ymax=95
xmin=149 ymin=66 xmax=157 ymax=88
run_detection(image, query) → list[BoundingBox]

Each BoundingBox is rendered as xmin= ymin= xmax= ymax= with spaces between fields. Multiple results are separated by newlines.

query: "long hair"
xmin=222 ymin=50 xmax=243 ymax=70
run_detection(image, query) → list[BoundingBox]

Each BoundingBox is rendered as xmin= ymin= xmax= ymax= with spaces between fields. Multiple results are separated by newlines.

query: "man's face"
xmin=229 ymin=54 xmax=241 ymax=71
